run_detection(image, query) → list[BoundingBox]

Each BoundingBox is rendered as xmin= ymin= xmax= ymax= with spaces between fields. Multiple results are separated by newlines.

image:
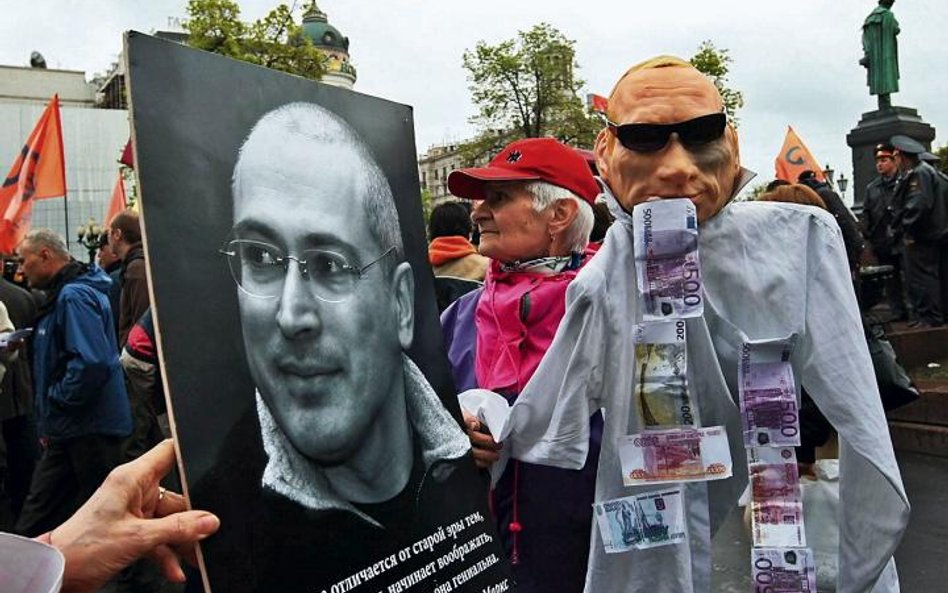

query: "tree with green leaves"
xmin=690 ymin=40 xmax=744 ymax=124
xmin=934 ymin=145 xmax=948 ymax=175
xmin=185 ymin=0 xmax=326 ymax=80
xmin=460 ymin=23 xmax=600 ymax=165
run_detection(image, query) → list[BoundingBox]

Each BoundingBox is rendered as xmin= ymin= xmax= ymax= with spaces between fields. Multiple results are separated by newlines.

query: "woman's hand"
xmin=48 ymin=439 xmax=220 ymax=593
xmin=463 ymin=410 xmax=503 ymax=469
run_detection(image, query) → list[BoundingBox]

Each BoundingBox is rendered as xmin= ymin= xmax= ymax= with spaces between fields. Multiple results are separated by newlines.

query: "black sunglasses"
xmin=605 ymin=112 xmax=727 ymax=153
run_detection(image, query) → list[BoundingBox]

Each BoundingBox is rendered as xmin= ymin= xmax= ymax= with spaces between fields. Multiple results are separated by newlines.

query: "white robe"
xmin=496 ymin=187 xmax=909 ymax=593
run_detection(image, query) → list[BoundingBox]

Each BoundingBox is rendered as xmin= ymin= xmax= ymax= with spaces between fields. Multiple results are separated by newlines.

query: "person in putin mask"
xmin=469 ymin=56 xmax=906 ymax=593
xmin=440 ymin=137 xmax=600 ymax=593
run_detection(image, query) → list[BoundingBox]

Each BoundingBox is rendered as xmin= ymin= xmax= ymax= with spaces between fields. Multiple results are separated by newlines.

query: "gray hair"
xmin=21 ymin=228 xmax=70 ymax=259
xmin=525 ymin=181 xmax=594 ymax=253
xmin=231 ymin=102 xmax=404 ymax=264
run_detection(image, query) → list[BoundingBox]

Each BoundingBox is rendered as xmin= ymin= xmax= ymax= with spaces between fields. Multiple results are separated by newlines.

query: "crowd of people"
xmin=3 ymin=53 xmax=932 ymax=593
xmin=0 ymin=213 xmax=183 ymax=592
xmin=861 ymin=137 xmax=948 ymax=327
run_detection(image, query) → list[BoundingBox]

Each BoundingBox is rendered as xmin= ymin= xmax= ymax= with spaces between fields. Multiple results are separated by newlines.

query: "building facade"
xmin=417 ymin=142 xmax=468 ymax=205
xmin=0 ymin=63 xmax=128 ymax=260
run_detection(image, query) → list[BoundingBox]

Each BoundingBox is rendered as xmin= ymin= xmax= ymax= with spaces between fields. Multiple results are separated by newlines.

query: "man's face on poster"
xmin=231 ymin=128 xmax=412 ymax=466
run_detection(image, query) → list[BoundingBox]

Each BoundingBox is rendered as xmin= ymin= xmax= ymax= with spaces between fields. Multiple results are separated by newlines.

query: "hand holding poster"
xmin=125 ymin=32 xmax=511 ymax=593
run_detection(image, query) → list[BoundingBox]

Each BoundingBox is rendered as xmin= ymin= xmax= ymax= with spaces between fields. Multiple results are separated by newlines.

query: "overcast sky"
xmin=3 ymin=0 xmax=946 ymax=200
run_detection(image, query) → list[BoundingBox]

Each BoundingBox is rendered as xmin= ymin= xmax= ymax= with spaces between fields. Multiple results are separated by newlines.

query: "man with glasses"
xmin=218 ymin=102 xmax=472 ymax=591
xmin=480 ymin=56 xmax=907 ymax=592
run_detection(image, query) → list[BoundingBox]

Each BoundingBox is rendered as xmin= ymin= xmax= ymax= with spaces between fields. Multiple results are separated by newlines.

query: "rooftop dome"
xmin=301 ymin=2 xmax=349 ymax=52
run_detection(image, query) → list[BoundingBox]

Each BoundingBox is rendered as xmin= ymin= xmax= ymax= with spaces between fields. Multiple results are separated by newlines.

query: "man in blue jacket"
xmin=13 ymin=229 xmax=131 ymax=537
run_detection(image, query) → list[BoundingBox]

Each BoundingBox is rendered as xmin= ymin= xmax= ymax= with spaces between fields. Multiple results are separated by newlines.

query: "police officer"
xmin=862 ymin=142 xmax=908 ymax=319
xmin=891 ymin=134 xmax=948 ymax=327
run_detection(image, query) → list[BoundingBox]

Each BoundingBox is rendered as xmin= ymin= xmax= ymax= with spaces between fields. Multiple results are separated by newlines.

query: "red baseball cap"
xmin=447 ymin=138 xmax=600 ymax=204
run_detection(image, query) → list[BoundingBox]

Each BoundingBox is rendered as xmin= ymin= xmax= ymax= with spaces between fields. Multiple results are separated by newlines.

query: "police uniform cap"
xmin=890 ymin=135 xmax=926 ymax=155
xmin=874 ymin=142 xmax=895 ymax=158
xmin=919 ymin=151 xmax=939 ymax=163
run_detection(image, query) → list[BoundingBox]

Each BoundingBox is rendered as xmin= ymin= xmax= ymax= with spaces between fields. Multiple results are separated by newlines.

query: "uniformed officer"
xmin=862 ymin=142 xmax=908 ymax=320
xmin=891 ymin=134 xmax=948 ymax=327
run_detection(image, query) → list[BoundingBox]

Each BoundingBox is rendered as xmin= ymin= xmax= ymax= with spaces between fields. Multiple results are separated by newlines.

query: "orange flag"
xmin=105 ymin=172 xmax=127 ymax=224
xmin=0 ymin=95 xmax=66 ymax=253
xmin=774 ymin=126 xmax=825 ymax=183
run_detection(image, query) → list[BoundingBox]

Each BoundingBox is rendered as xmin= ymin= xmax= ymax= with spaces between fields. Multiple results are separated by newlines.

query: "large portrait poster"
xmin=125 ymin=32 xmax=513 ymax=593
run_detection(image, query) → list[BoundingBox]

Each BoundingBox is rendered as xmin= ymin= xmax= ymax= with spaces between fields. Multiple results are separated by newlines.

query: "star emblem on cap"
xmin=506 ymin=150 xmax=523 ymax=163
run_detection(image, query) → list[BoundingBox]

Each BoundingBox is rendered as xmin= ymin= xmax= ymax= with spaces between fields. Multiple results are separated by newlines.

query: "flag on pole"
xmin=119 ymin=138 xmax=134 ymax=169
xmin=0 ymin=95 xmax=66 ymax=253
xmin=774 ymin=126 xmax=824 ymax=183
xmin=106 ymin=171 xmax=127 ymax=224
xmin=589 ymin=93 xmax=609 ymax=115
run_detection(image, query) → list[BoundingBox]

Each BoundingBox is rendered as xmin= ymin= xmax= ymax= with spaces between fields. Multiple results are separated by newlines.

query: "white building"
xmin=0 ymin=63 xmax=128 ymax=260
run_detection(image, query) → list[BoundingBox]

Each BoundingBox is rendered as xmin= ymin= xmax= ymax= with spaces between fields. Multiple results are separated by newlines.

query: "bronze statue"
xmin=860 ymin=0 xmax=900 ymax=110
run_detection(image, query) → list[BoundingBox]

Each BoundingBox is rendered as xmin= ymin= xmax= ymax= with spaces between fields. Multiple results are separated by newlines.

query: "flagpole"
xmin=63 ymin=193 xmax=70 ymax=249
xmin=53 ymin=95 xmax=69 ymax=249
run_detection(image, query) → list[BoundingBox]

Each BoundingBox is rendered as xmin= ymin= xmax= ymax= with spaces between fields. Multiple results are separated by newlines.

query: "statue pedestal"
xmin=847 ymin=106 xmax=936 ymax=214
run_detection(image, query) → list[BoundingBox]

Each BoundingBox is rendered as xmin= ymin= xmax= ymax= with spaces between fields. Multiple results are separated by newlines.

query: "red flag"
xmin=106 ymin=172 xmax=127 ymax=224
xmin=774 ymin=126 xmax=825 ymax=183
xmin=589 ymin=93 xmax=609 ymax=115
xmin=0 ymin=95 xmax=66 ymax=253
xmin=119 ymin=139 xmax=134 ymax=169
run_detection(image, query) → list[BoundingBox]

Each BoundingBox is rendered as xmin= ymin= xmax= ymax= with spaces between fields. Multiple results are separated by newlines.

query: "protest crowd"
xmin=1 ymin=7 xmax=947 ymax=593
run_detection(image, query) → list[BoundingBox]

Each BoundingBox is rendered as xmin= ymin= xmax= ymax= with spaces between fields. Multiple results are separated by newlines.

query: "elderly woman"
xmin=440 ymin=138 xmax=601 ymax=593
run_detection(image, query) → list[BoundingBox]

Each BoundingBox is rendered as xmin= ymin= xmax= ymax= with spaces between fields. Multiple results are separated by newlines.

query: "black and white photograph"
xmin=125 ymin=32 xmax=511 ymax=593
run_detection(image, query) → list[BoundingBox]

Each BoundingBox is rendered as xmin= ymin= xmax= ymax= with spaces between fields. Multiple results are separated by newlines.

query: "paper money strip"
xmin=632 ymin=199 xmax=703 ymax=321
xmin=603 ymin=204 xmax=733 ymax=556
xmin=593 ymin=488 xmax=686 ymax=554
xmin=740 ymin=338 xmax=816 ymax=592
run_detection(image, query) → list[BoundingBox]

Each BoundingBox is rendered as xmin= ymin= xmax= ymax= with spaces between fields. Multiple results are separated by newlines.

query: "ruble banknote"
xmin=593 ymin=488 xmax=686 ymax=553
xmin=633 ymin=321 xmax=694 ymax=427
xmin=633 ymin=198 xmax=703 ymax=320
xmin=618 ymin=426 xmax=732 ymax=486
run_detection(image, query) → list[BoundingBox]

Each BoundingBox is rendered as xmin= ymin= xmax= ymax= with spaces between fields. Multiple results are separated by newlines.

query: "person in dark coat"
xmin=861 ymin=143 xmax=908 ymax=320
xmin=96 ymin=233 xmax=123 ymax=342
xmin=108 ymin=210 xmax=149 ymax=348
xmin=799 ymin=170 xmax=865 ymax=272
xmin=890 ymin=135 xmax=948 ymax=327
xmin=0 ymin=275 xmax=39 ymax=528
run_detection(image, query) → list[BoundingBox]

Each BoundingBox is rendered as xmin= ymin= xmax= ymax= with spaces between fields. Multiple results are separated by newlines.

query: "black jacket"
xmin=0 ymin=278 xmax=36 ymax=421
xmin=861 ymin=174 xmax=899 ymax=255
xmin=801 ymin=179 xmax=865 ymax=268
xmin=893 ymin=162 xmax=948 ymax=244
xmin=191 ymin=408 xmax=508 ymax=593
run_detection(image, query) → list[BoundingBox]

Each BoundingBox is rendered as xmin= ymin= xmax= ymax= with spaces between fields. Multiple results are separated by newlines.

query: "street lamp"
xmin=76 ymin=218 xmax=105 ymax=264
xmin=837 ymin=173 xmax=849 ymax=197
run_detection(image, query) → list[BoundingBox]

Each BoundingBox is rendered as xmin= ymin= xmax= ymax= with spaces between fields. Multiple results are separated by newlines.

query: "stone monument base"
xmin=847 ymin=106 xmax=936 ymax=214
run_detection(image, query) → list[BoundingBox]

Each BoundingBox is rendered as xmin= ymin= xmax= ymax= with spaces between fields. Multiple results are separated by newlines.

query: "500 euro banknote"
xmin=633 ymin=199 xmax=703 ymax=321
